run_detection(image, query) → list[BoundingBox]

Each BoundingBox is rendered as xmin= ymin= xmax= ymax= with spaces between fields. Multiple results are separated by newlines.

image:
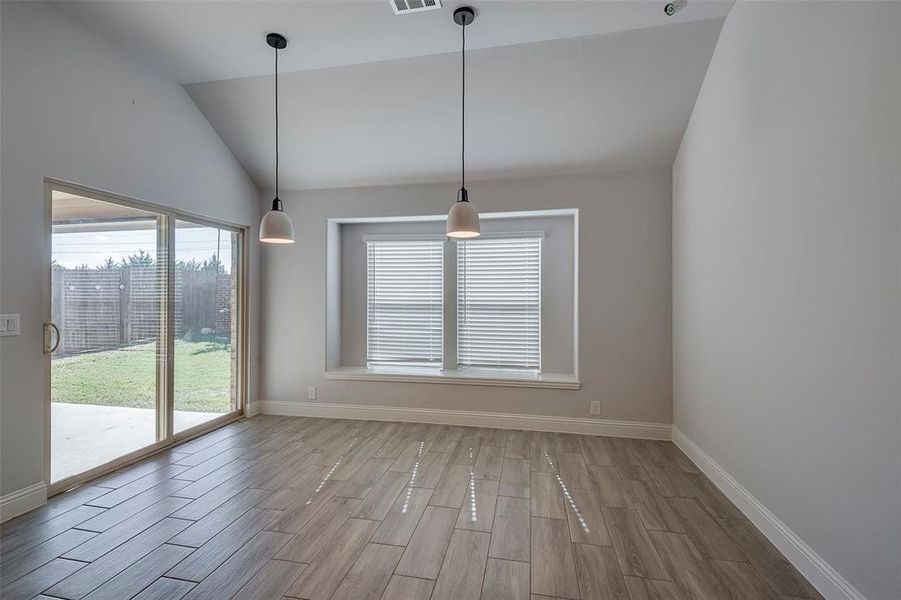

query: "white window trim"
xmin=324 ymin=208 xmax=580 ymax=387
xmin=361 ymin=233 xmax=447 ymax=243
xmin=323 ymin=365 xmax=580 ymax=390
xmin=459 ymin=230 xmax=545 ymax=240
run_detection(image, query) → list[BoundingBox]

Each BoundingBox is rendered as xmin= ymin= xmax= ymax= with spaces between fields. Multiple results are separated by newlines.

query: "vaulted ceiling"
xmin=56 ymin=1 xmax=731 ymax=190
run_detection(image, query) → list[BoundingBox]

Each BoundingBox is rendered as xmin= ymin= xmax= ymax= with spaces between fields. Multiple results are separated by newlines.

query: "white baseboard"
xmin=244 ymin=402 xmax=261 ymax=418
xmin=257 ymin=400 xmax=672 ymax=440
xmin=1 ymin=482 xmax=48 ymax=523
xmin=672 ymin=427 xmax=865 ymax=600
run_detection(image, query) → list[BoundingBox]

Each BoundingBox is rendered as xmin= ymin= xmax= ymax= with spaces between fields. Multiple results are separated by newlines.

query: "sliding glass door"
xmin=47 ymin=184 xmax=246 ymax=490
xmin=49 ymin=191 xmax=166 ymax=483
xmin=173 ymin=220 xmax=242 ymax=433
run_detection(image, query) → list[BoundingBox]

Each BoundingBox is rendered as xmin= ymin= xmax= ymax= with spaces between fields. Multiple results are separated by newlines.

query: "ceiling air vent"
xmin=391 ymin=0 xmax=442 ymax=15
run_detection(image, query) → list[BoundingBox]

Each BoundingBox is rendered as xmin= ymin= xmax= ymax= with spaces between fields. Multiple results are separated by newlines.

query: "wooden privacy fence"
xmin=51 ymin=267 xmax=234 ymax=356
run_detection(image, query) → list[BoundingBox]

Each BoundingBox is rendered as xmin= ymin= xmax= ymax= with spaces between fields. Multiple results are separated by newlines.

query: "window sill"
xmin=323 ymin=366 xmax=581 ymax=390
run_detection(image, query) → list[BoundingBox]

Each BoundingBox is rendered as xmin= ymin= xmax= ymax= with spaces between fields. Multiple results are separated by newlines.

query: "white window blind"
xmin=457 ymin=236 xmax=541 ymax=371
xmin=366 ymin=239 xmax=444 ymax=367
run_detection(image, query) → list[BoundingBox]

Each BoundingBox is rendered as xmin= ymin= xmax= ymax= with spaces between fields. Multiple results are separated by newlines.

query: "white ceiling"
xmin=54 ymin=0 xmax=731 ymax=84
xmin=188 ymin=18 xmax=725 ymax=190
xmin=54 ymin=1 xmax=730 ymax=191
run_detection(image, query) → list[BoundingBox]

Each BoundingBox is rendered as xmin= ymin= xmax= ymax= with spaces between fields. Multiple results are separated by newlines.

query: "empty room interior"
xmin=0 ymin=0 xmax=898 ymax=599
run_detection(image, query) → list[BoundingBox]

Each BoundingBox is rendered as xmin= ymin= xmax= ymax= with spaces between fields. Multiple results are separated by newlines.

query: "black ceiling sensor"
xmin=665 ymin=0 xmax=687 ymax=16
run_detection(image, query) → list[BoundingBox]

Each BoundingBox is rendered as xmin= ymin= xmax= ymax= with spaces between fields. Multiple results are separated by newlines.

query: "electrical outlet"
xmin=308 ymin=386 xmax=317 ymax=400
xmin=590 ymin=400 xmax=601 ymax=415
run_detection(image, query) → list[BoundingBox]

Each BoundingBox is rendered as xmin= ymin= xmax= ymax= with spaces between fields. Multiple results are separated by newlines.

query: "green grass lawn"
xmin=51 ymin=340 xmax=233 ymax=413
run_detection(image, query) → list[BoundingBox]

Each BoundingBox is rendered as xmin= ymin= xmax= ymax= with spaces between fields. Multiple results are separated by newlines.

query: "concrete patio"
xmin=51 ymin=402 xmax=220 ymax=482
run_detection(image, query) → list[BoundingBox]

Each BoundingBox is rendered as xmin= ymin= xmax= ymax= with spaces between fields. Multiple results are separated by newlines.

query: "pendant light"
xmin=446 ymin=7 xmax=480 ymax=239
xmin=259 ymin=32 xmax=295 ymax=244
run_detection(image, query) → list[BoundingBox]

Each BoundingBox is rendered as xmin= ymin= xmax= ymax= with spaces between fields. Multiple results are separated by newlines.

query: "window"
xmin=331 ymin=210 xmax=577 ymax=388
xmin=457 ymin=236 xmax=542 ymax=371
xmin=366 ymin=239 xmax=444 ymax=367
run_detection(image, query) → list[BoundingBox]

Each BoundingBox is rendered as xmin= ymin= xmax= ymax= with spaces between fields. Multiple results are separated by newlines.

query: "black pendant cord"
xmin=461 ymin=19 xmax=466 ymax=193
xmin=274 ymin=45 xmax=280 ymax=209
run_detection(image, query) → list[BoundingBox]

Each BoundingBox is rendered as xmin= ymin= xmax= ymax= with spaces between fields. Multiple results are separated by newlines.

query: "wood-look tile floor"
xmin=0 ymin=415 xmax=824 ymax=600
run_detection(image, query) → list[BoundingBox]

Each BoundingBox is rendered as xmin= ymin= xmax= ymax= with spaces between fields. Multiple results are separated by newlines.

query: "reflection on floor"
xmin=51 ymin=403 xmax=220 ymax=482
xmin=3 ymin=415 xmax=823 ymax=600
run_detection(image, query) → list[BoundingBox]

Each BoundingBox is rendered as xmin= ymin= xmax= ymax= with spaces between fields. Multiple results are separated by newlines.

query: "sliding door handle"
xmin=44 ymin=322 xmax=61 ymax=354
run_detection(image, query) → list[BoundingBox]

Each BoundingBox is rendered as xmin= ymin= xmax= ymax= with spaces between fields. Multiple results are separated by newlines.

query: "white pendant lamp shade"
xmin=447 ymin=7 xmax=480 ymax=240
xmin=260 ymin=32 xmax=295 ymax=245
xmin=447 ymin=188 xmax=480 ymax=238
xmin=260 ymin=201 xmax=295 ymax=243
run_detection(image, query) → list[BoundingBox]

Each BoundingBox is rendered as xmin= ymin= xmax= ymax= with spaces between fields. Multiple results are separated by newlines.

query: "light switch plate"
xmin=0 ymin=314 xmax=20 ymax=337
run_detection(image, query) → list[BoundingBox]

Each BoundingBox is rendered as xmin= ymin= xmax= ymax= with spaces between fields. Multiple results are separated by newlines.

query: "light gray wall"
xmin=260 ymin=169 xmax=672 ymax=423
xmin=0 ymin=2 xmax=260 ymax=497
xmin=672 ymin=2 xmax=900 ymax=598
xmin=339 ymin=215 xmax=574 ymax=373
